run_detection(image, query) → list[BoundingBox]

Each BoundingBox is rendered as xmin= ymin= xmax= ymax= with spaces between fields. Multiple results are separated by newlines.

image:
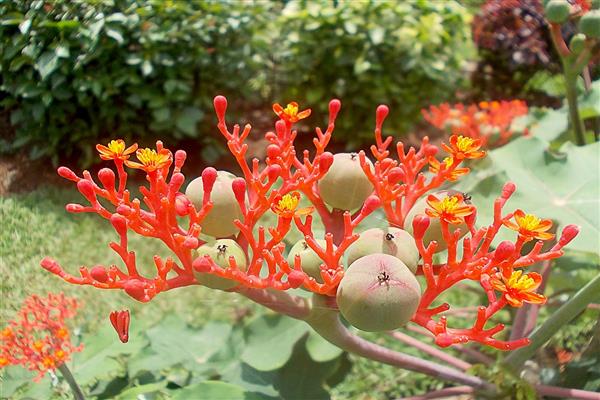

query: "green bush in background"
xmin=0 ymin=0 xmax=473 ymax=165
xmin=277 ymin=0 xmax=474 ymax=144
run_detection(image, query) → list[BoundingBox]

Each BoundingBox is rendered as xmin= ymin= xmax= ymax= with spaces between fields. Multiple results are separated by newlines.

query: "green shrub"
xmin=276 ymin=0 xmax=474 ymax=144
xmin=0 ymin=0 xmax=272 ymax=165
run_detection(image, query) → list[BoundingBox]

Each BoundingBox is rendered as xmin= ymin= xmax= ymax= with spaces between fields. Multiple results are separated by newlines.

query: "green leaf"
xmin=72 ymin=322 xmax=147 ymax=386
xmin=114 ymin=381 xmax=168 ymax=400
xmin=467 ymin=137 xmax=599 ymax=254
xmin=35 ymin=51 xmax=59 ymax=80
xmin=579 ymin=80 xmax=600 ymax=120
xmin=528 ymin=108 xmax=569 ymax=142
xmin=106 ymin=28 xmax=125 ymax=44
xmin=175 ymin=107 xmax=203 ymax=137
xmin=0 ymin=366 xmax=38 ymax=397
xmin=171 ymin=381 xmax=247 ymax=400
xmin=305 ymin=330 xmax=343 ymax=362
xmin=241 ymin=314 xmax=308 ymax=371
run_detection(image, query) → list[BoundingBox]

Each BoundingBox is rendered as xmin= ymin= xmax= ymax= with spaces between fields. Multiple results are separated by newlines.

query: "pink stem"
xmin=453 ymin=344 xmax=494 ymax=365
xmin=401 ymin=386 xmax=474 ymax=400
xmin=536 ymin=384 xmax=600 ymax=400
xmin=389 ymin=331 xmax=472 ymax=371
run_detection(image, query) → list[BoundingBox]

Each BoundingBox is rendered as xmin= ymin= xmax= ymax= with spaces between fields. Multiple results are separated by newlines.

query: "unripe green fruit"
xmin=545 ymin=0 xmax=571 ymax=23
xmin=405 ymin=190 xmax=468 ymax=252
xmin=592 ymin=0 xmax=600 ymax=10
xmin=287 ymin=239 xmax=329 ymax=283
xmin=336 ymin=254 xmax=421 ymax=332
xmin=570 ymin=33 xmax=587 ymax=54
xmin=579 ymin=10 xmax=600 ymax=39
xmin=194 ymin=239 xmax=247 ymax=290
xmin=346 ymin=227 xmax=419 ymax=273
xmin=185 ymin=170 xmax=243 ymax=238
xmin=318 ymin=153 xmax=373 ymax=211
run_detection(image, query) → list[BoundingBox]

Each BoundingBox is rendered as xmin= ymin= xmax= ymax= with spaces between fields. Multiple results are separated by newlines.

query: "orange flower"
xmin=490 ymin=270 xmax=546 ymax=307
xmin=503 ymin=210 xmax=554 ymax=242
xmin=425 ymin=193 xmax=474 ymax=225
xmin=271 ymin=191 xmax=314 ymax=219
xmin=428 ymin=156 xmax=469 ymax=181
xmin=96 ymin=139 xmax=138 ymax=161
xmin=125 ymin=148 xmax=172 ymax=172
xmin=442 ymin=135 xmax=486 ymax=160
xmin=273 ymin=102 xmax=311 ymax=123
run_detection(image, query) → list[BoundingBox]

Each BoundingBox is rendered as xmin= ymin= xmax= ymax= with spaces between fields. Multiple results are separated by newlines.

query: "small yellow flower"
xmin=490 ymin=270 xmax=546 ymax=307
xmin=32 ymin=340 xmax=44 ymax=351
xmin=428 ymin=156 xmax=469 ymax=181
xmin=96 ymin=139 xmax=138 ymax=161
xmin=125 ymin=148 xmax=172 ymax=172
xmin=425 ymin=193 xmax=474 ymax=225
xmin=273 ymin=102 xmax=312 ymax=123
xmin=503 ymin=210 xmax=554 ymax=242
xmin=271 ymin=191 xmax=314 ymax=219
xmin=442 ymin=135 xmax=486 ymax=160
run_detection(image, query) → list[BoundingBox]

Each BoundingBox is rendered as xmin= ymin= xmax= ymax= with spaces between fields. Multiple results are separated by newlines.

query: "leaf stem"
xmin=504 ymin=272 xmax=600 ymax=370
xmin=57 ymin=363 xmax=85 ymax=400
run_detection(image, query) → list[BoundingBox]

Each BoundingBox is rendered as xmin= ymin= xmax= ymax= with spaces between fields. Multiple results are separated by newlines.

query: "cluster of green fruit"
xmin=184 ymin=153 xmax=466 ymax=332
xmin=545 ymin=0 xmax=600 ymax=42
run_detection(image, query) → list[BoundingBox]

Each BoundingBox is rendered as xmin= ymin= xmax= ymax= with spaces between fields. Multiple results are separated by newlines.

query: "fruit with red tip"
xmin=318 ymin=153 xmax=373 ymax=211
xmin=336 ymin=254 xmax=421 ymax=332
xmin=346 ymin=227 xmax=419 ymax=273
xmin=405 ymin=190 xmax=468 ymax=252
xmin=194 ymin=239 xmax=247 ymax=290
xmin=185 ymin=170 xmax=243 ymax=238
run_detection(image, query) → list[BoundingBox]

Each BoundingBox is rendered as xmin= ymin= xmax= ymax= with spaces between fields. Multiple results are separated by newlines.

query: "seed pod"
xmin=318 ymin=153 xmax=373 ymax=211
xmin=185 ymin=170 xmax=243 ymax=238
xmin=405 ymin=190 xmax=468 ymax=252
xmin=287 ymin=239 xmax=330 ymax=283
xmin=569 ymin=33 xmax=586 ymax=54
xmin=545 ymin=0 xmax=571 ymax=24
xmin=194 ymin=239 xmax=247 ymax=290
xmin=579 ymin=10 xmax=600 ymax=39
xmin=346 ymin=228 xmax=419 ymax=273
xmin=336 ymin=254 xmax=421 ymax=332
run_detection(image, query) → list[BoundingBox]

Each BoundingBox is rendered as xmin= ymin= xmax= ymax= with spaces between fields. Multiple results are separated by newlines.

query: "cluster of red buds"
xmin=0 ymin=293 xmax=82 ymax=380
xmin=422 ymin=100 xmax=529 ymax=148
xmin=41 ymin=97 xmax=578 ymax=350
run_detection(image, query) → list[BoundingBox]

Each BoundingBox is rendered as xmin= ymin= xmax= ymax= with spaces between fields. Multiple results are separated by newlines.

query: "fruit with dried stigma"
xmin=287 ymin=239 xmax=332 ymax=283
xmin=185 ymin=170 xmax=243 ymax=238
xmin=194 ymin=239 xmax=247 ymax=290
xmin=405 ymin=190 xmax=468 ymax=252
xmin=318 ymin=153 xmax=373 ymax=211
xmin=336 ymin=254 xmax=421 ymax=332
xmin=346 ymin=227 xmax=419 ymax=273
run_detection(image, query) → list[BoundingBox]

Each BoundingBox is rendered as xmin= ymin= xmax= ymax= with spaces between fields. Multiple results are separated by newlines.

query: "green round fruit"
xmin=336 ymin=254 xmax=421 ymax=332
xmin=346 ymin=227 xmax=419 ymax=273
xmin=592 ymin=0 xmax=600 ymax=10
xmin=545 ymin=0 xmax=571 ymax=23
xmin=185 ymin=170 xmax=243 ymax=238
xmin=405 ymin=190 xmax=468 ymax=252
xmin=318 ymin=153 xmax=373 ymax=211
xmin=287 ymin=239 xmax=330 ymax=283
xmin=194 ymin=239 xmax=247 ymax=290
xmin=579 ymin=10 xmax=600 ymax=39
xmin=569 ymin=33 xmax=587 ymax=54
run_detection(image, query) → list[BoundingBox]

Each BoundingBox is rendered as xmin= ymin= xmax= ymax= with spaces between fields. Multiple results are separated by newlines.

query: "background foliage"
xmin=0 ymin=0 xmax=473 ymax=165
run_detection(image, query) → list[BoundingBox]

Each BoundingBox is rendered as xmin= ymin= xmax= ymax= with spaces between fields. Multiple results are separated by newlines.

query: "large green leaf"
xmin=466 ymin=137 xmax=599 ymax=254
xmin=114 ymin=381 xmax=168 ymax=400
xmin=241 ymin=314 xmax=308 ymax=371
xmin=305 ymin=330 xmax=343 ymax=362
xmin=171 ymin=380 xmax=247 ymax=400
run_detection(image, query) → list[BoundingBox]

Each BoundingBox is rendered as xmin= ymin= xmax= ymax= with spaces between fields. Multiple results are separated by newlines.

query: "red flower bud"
xmin=231 ymin=178 xmax=246 ymax=204
xmin=559 ymin=224 xmax=580 ymax=246
xmin=318 ymin=152 xmax=334 ymax=172
xmin=183 ymin=236 xmax=199 ymax=249
xmin=361 ymin=195 xmax=381 ymax=214
xmin=201 ymin=167 xmax=218 ymax=196
xmin=502 ymin=182 xmax=516 ymax=198
xmin=98 ymin=168 xmax=115 ymax=190
xmin=40 ymin=257 xmax=61 ymax=274
xmin=493 ymin=241 xmax=515 ymax=262
xmin=109 ymin=310 xmax=130 ymax=343
xmin=116 ymin=204 xmax=133 ymax=216
xmin=387 ymin=167 xmax=404 ymax=184
xmin=275 ymin=120 xmax=286 ymax=137
xmin=90 ymin=266 xmax=109 ymax=283
xmin=213 ymin=95 xmax=227 ymax=121
xmin=267 ymin=165 xmax=281 ymax=181
xmin=65 ymin=203 xmax=86 ymax=213
xmin=424 ymin=144 xmax=438 ymax=157
xmin=169 ymin=172 xmax=185 ymax=192
xmin=287 ymin=270 xmax=305 ymax=288
xmin=57 ymin=166 xmax=78 ymax=181
xmin=412 ymin=215 xmax=430 ymax=239
xmin=174 ymin=150 xmax=186 ymax=169
xmin=123 ymin=280 xmax=146 ymax=302
xmin=77 ymin=179 xmax=97 ymax=204
xmin=110 ymin=214 xmax=128 ymax=236
xmin=266 ymin=144 xmax=281 ymax=159
xmin=175 ymin=193 xmax=191 ymax=216
xmin=329 ymin=99 xmax=341 ymax=122
xmin=376 ymin=105 xmax=389 ymax=129
xmin=192 ymin=256 xmax=213 ymax=273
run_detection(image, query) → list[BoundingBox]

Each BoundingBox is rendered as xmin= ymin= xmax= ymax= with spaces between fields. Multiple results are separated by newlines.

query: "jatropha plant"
xmin=40 ymin=97 xmax=581 ymax=391
xmin=422 ymin=100 xmax=529 ymax=148
xmin=0 ymin=293 xmax=85 ymax=399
